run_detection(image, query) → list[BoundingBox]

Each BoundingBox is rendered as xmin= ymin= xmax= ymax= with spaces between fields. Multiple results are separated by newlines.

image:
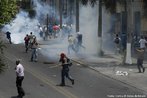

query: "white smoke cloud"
xmin=80 ymin=4 xmax=115 ymax=56
xmin=2 ymin=11 xmax=40 ymax=44
xmin=2 ymin=1 xmax=115 ymax=57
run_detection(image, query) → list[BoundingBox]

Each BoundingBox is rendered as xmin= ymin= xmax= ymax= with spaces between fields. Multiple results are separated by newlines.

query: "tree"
xmin=19 ymin=0 xmax=36 ymax=18
xmin=76 ymin=0 xmax=80 ymax=33
xmin=0 ymin=0 xmax=18 ymax=72
xmin=0 ymin=0 xmax=18 ymax=26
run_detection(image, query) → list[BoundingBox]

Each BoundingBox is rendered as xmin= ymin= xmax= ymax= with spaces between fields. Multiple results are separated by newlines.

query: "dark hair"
xmin=16 ymin=59 xmax=20 ymax=65
xmin=141 ymin=36 xmax=144 ymax=39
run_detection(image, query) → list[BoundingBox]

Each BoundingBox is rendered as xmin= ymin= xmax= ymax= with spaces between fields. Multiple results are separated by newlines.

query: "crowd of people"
xmin=114 ymin=34 xmax=146 ymax=73
xmin=13 ymin=31 xmax=76 ymax=98
xmin=4 ymin=30 xmax=147 ymax=98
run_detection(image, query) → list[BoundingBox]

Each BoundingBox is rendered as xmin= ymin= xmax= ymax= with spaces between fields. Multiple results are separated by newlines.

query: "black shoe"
xmin=34 ymin=60 xmax=38 ymax=62
xmin=30 ymin=60 xmax=33 ymax=62
xmin=58 ymin=84 xmax=65 ymax=86
xmin=143 ymin=68 xmax=145 ymax=73
xmin=16 ymin=95 xmax=22 ymax=98
xmin=71 ymin=79 xmax=74 ymax=85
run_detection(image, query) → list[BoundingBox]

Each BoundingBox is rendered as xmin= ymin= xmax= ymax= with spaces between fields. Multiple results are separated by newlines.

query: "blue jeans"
xmin=61 ymin=69 xmax=73 ymax=85
xmin=31 ymin=48 xmax=38 ymax=61
xmin=68 ymin=44 xmax=76 ymax=54
xmin=137 ymin=59 xmax=144 ymax=72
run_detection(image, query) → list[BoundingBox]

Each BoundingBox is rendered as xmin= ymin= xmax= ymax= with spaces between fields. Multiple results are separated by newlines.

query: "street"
xmin=0 ymin=43 xmax=145 ymax=98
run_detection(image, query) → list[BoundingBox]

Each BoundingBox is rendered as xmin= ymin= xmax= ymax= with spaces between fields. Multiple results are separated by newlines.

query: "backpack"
xmin=67 ymin=58 xmax=72 ymax=67
xmin=114 ymin=37 xmax=120 ymax=44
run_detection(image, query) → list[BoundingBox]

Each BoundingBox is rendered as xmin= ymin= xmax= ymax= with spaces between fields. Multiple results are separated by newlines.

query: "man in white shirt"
xmin=15 ymin=60 xmax=25 ymax=98
xmin=68 ymin=35 xmax=76 ymax=54
xmin=139 ymin=36 xmax=147 ymax=50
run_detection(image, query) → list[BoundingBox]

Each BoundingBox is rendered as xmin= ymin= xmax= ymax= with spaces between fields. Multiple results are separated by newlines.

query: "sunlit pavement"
xmin=72 ymin=54 xmax=147 ymax=94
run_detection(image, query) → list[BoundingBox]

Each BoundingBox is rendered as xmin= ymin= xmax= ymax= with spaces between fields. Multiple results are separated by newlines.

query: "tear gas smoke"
xmin=80 ymin=5 xmax=115 ymax=56
xmin=2 ymin=0 xmax=115 ymax=58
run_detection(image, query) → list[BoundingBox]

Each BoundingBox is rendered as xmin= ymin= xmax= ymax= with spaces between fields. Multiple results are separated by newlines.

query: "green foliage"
xmin=0 ymin=0 xmax=18 ymax=26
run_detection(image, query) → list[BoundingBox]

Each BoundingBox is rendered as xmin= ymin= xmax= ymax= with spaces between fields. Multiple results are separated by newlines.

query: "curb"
xmin=71 ymin=58 xmax=147 ymax=95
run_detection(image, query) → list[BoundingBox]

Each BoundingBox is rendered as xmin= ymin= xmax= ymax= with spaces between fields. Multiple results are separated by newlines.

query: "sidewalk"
xmin=72 ymin=53 xmax=147 ymax=94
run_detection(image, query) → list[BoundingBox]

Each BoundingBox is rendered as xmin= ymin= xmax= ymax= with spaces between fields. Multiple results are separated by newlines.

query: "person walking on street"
xmin=15 ymin=60 xmax=25 ymax=98
xmin=24 ymin=34 xmax=30 ymax=53
xmin=58 ymin=53 xmax=74 ymax=86
xmin=68 ymin=35 xmax=76 ymax=54
xmin=139 ymin=36 xmax=147 ymax=50
xmin=30 ymin=37 xmax=38 ymax=62
xmin=5 ymin=31 xmax=12 ymax=44
xmin=28 ymin=32 xmax=33 ymax=49
xmin=136 ymin=48 xmax=145 ymax=73
xmin=76 ymin=32 xmax=85 ymax=52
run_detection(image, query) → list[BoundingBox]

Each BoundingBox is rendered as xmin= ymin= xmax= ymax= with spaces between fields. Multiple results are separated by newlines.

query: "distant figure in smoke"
xmin=15 ymin=59 xmax=25 ymax=98
xmin=58 ymin=53 xmax=74 ymax=86
xmin=39 ymin=26 xmax=43 ymax=38
xmin=30 ymin=37 xmax=38 ymax=62
xmin=114 ymin=34 xmax=121 ymax=54
xmin=76 ymin=32 xmax=85 ymax=52
xmin=28 ymin=32 xmax=33 ymax=49
xmin=48 ymin=24 xmax=53 ymax=38
xmin=24 ymin=34 xmax=30 ymax=53
xmin=68 ymin=34 xmax=76 ymax=54
xmin=5 ymin=31 xmax=12 ymax=44
xmin=43 ymin=26 xmax=47 ymax=40
xmin=139 ymin=36 xmax=147 ymax=50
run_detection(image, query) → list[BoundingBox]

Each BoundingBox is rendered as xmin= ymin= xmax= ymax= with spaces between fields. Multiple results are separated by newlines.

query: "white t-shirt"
xmin=68 ymin=36 xmax=75 ymax=45
xmin=139 ymin=39 xmax=147 ymax=48
xmin=16 ymin=64 xmax=24 ymax=77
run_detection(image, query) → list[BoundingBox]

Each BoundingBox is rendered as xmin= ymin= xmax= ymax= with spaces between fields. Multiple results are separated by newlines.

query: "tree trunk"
xmin=125 ymin=0 xmax=133 ymax=64
xmin=98 ymin=0 xmax=103 ymax=56
xmin=76 ymin=0 xmax=79 ymax=33
xmin=59 ymin=0 xmax=63 ymax=29
xmin=46 ymin=14 xmax=49 ymax=40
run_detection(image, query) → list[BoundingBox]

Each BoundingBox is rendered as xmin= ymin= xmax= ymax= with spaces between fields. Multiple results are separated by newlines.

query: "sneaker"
xmin=143 ymin=68 xmax=145 ymax=73
xmin=71 ymin=79 xmax=74 ymax=85
xmin=16 ymin=95 xmax=23 ymax=98
xmin=58 ymin=84 xmax=65 ymax=86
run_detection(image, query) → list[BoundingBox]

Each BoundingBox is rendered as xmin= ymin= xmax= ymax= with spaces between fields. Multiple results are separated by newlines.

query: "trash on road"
xmin=115 ymin=71 xmax=128 ymax=76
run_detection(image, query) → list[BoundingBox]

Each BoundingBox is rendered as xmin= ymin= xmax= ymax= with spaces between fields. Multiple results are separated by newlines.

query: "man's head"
xmin=16 ymin=59 xmax=20 ymax=65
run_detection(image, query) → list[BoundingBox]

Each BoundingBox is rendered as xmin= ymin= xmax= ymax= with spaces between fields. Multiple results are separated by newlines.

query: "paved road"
xmin=0 ymin=43 xmax=145 ymax=98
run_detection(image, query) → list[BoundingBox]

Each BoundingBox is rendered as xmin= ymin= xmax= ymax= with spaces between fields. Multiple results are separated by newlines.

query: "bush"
xmin=0 ymin=41 xmax=6 ymax=73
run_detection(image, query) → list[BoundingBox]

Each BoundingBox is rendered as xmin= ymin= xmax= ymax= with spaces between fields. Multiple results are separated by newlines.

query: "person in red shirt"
xmin=58 ymin=53 xmax=74 ymax=86
xmin=24 ymin=34 xmax=30 ymax=53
